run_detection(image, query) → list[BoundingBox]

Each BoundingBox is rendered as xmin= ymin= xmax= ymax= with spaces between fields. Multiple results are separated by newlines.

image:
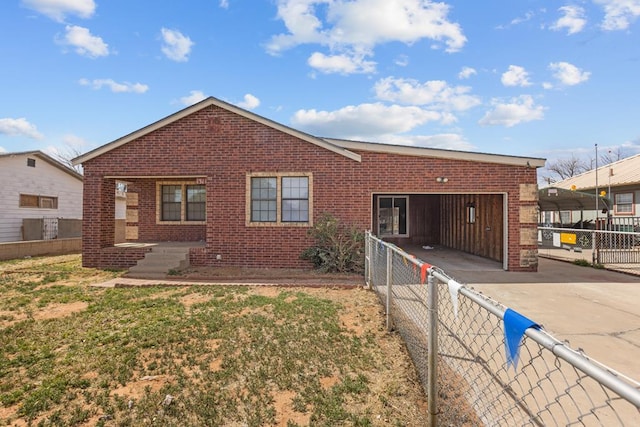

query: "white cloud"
xmin=479 ymin=95 xmax=545 ymax=127
xmin=59 ymin=25 xmax=109 ymax=58
xmin=307 ymin=51 xmax=376 ymax=74
xmin=22 ymin=0 xmax=96 ymax=22
xmin=79 ymin=78 xmax=149 ymax=93
xmin=0 ymin=146 xmax=6 ymax=153
xmin=0 ymin=117 xmax=44 ymax=140
xmin=291 ymin=103 xmax=442 ymax=138
xmin=496 ymin=10 xmax=536 ymax=29
xmin=501 ymin=65 xmax=531 ymax=87
xmin=179 ymin=90 xmax=207 ymax=106
xmin=160 ymin=28 xmax=194 ymax=62
xmin=394 ymin=54 xmax=409 ymax=67
xmin=374 ymin=77 xmax=481 ymax=115
xmin=548 ymin=62 xmax=591 ymax=86
xmin=551 ymin=6 xmax=587 ymax=34
xmin=219 ymin=0 xmax=229 ymax=8
xmin=458 ymin=66 xmax=477 ymax=79
xmin=595 ymin=0 xmax=640 ymax=30
xmin=267 ymin=0 xmax=466 ymax=74
xmin=236 ymin=94 xmax=261 ymax=110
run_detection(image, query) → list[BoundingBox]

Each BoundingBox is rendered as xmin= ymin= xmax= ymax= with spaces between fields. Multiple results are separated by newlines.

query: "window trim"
xmin=19 ymin=194 xmax=58 ymax=209
xmin=246 ymin=172 xmax=313 ymax=227
xmin=156 ymin=181 xmax=206 ymax=225
xmin=614 ymin=192 xmax=634 ymax=215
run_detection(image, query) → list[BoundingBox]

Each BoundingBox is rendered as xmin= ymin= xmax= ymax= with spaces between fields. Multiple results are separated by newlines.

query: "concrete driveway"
xmin=410 ymin=246 xmax=640 ymax=380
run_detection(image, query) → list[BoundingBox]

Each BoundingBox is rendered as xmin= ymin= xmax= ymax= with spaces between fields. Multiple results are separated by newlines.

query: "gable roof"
xmin=553 ymin=153 xmax=640 ymax=190
xmin=72 ymin=95 xmax=546 ymax=169
xmin=325 ymin=138 xmax=546 ymax=168
xmin=72 ymin=97 xmax=362 ymax=165
xmin=0 ymin=150 xmax=83 ymax=181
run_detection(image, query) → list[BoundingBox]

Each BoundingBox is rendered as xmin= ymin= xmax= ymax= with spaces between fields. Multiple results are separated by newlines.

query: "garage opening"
xmin=373 ymin=193 xmax=505 ymax=265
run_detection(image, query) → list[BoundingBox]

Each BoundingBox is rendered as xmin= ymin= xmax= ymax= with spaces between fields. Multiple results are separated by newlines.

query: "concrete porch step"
xmin=127 ymin=245 xmax=190 ymax=279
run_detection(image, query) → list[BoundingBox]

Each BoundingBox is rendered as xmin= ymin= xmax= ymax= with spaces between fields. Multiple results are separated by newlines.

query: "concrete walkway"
xmin=91 ymin=277 xmax=362 ymax=289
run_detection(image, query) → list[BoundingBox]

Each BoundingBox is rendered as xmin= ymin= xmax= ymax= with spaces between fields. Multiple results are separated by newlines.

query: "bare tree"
xmin=599 ymin=147 xmax=627 ymax=166
xmin=49 ymin=145 xmax=84 ymax=174
xmin=541 ymin=154 xmax=589 ymax=184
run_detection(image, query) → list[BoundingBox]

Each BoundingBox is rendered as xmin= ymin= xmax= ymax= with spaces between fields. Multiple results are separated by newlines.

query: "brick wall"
xmin=81 ymin=104 xmax=539 ymax=271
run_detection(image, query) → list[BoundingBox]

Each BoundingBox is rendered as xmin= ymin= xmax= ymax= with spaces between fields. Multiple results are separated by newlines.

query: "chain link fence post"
xmin=427 ymin=268 xmax=438 ymax=427
xmin=386 ymin=246 xmax=393 ymax=331
xmin=364 ymin=231 xmax=371 ymax=289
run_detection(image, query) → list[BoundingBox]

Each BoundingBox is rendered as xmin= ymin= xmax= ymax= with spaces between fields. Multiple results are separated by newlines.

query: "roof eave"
xmin=324 ymin=138 xmax=546 ymax=168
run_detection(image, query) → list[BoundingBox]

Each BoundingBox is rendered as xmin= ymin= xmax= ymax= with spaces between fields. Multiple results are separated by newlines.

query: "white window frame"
xmin=614 ymin=192 xmax=634 ymax=215
xmin=156 ymin=181 xmax=206 ymax=225
xmin=246 ymin=172 xmax=313 ymax=227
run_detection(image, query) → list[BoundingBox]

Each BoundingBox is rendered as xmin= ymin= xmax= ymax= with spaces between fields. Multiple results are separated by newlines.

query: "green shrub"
xmin=300 ymin=213 xmax=364 ymax=274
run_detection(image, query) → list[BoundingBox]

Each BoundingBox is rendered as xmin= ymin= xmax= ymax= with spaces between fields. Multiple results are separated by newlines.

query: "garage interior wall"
xmin=374 ymin=193 xmax=504 ymax=263
xmin=439 ymin=194 xmax=504 ymax=262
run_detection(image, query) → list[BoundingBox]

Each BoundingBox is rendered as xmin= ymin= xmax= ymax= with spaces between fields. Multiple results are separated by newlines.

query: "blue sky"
xmin=1 ymin=0 xmax=639 ymax=172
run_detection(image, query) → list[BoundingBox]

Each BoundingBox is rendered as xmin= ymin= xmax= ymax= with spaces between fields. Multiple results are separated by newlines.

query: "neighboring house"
xmin=550 ymin=153 xmax=640 ymax=228
xmin=0 ymin=151 xmax=83 ymax=242
xmin=72 ymin=97 xmax=545 ymax=272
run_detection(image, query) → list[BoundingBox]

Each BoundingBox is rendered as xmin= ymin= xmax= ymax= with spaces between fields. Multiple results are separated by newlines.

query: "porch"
xmin=115 ymin=241 xmax=206 ymax=278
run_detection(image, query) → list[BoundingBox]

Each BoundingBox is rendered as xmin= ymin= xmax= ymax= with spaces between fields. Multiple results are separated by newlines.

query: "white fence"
xmin=538 ymin=226 xmax=640 ymax=265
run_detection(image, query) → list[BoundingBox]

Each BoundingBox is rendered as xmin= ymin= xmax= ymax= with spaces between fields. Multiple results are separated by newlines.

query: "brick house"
xmin=73 ymin=97 xmax=545 ymax=272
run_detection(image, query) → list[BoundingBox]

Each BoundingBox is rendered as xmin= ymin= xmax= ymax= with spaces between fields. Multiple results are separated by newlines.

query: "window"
xmin=614 ymin=193 xmax=634 ymax=215
xmin=156 ymin=182 xmax=206 ymax=223
xmin=186 ymin=185 xmax=206 ymax=221
xmin=247 ymin=173 xmax=312 ymax=226
xmin=282 ymin=177 xmax=309 ymax=222
xmin=19 ymin=194 xmax=58 ymax=209
xmin=251 ymin=177 xmax=277 ymax=222
xmin=27 ymin=158 xmax=36 ymax=167
xmin=378 ymin=196 xmax=408 ymax=236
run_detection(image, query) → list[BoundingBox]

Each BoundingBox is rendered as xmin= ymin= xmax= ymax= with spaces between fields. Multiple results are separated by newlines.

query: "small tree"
xmin=300 ymin=213 xmax=364 ymax=274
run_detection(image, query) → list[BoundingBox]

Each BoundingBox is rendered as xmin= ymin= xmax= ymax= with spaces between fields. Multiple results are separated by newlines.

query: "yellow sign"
xmin=560 ymin=233 xmax=577 ymax=245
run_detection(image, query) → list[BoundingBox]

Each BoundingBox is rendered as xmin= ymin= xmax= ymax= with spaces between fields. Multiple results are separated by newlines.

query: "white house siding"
xmin=0 ymin=153 xmax=82 ymax=242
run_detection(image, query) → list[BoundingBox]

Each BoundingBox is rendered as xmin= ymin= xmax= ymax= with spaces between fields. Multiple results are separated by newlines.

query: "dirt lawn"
xmin=0 ymin=255 xmax=467 ymax=426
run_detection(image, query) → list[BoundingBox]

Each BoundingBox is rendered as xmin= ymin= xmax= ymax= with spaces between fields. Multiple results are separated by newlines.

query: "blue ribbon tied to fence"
xmin=503 ymin=308 xmax=541 ymax=370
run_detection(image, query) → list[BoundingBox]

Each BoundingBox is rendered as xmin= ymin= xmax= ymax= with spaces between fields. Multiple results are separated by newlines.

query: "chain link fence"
xmin=364 ymin=232 xmax=640 ymax=426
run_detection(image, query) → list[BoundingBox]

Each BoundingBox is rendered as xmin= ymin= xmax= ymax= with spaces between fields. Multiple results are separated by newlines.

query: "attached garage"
xmin=373 ymin=193 xmax=505 ymax=266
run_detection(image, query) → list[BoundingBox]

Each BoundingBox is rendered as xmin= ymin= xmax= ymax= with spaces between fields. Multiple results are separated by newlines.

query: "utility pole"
xmin=595 ymin=144 xmax=599 ymax=226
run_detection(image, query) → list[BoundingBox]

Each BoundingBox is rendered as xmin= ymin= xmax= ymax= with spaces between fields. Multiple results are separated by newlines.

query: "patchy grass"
xmin=0 ymin=255 xmax=431 ymax=426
